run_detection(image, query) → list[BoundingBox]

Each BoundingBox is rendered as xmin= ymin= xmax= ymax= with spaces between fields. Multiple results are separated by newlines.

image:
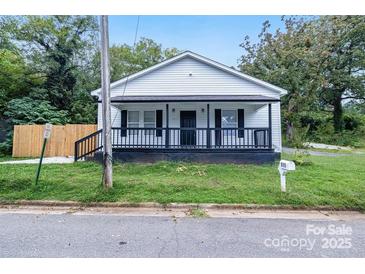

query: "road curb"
xmin=0 ymin=200 xmax=363 ymax=212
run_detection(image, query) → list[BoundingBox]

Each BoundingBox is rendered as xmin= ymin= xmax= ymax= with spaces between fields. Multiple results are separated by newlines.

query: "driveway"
xmin=282 ymin=147 xmax=358 ymax=157
xmin=0 ymin=156 xmax=74 ymax=164
xmin=0 ymin=208 xmax=364 ymax=258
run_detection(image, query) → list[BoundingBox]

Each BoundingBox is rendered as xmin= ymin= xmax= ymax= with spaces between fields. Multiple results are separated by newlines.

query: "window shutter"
xmin=156 ymin=110 xmax=163 ymax=137
xmin=238 ymin=109 xmax=244 ymax=138
xmin=215 ymin=109 xmax=221 ymax=146
xmin=121 ymin=110 xmax=127 ymax=137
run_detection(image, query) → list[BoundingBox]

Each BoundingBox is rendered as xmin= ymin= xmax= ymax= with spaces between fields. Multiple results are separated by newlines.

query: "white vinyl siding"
xmin=110 ymin=57 xmax=280 ymax=99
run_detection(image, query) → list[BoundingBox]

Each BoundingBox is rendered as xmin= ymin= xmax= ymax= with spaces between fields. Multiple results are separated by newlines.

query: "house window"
xmin=128 ymin=111 xmax=139 ymax=135
xmin=222 ymin=110 xmax=237 ymax=136
xmin=144 ymin=111 xmax=155 ymax=135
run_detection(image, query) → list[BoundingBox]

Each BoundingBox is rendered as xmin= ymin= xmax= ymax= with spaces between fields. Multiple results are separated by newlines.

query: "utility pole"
xmin=100 ymin=15 xmax=113 ymax=188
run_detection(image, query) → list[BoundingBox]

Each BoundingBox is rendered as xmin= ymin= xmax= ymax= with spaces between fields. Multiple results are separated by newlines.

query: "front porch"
xmin=75 ymin=95 xmax=280 ymax=163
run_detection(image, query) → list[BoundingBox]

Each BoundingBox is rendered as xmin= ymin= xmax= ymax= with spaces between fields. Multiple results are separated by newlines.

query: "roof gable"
xmin=91 ymin=51 xmax=288 ymax=97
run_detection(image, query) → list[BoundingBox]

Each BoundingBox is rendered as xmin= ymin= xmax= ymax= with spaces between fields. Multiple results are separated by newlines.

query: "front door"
xmin=180 ymin=111 xmax=196 ymax=146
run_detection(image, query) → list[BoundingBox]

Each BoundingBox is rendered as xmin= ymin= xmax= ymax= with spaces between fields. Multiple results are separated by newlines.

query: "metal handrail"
xmin=74 ymin=129 xmax=103 ymax=161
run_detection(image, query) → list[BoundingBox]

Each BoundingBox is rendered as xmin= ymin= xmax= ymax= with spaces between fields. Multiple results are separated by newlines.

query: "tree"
xmin=1 ymin=16 xmax=99 ymax=120
xmin=239 ymin=17 xmax=319 ymax=140
xmin=0 ymin=17 xmax=181 ymax=155
xmin=239 ymin=16 xmax=365 ymax=135
xmin=107 ymin=38 xmax=180 ymax=82
xmin=0 ymin=49 xmax=34 ymax=117
xmin=312 ymin=16 xmax=365 ymax=132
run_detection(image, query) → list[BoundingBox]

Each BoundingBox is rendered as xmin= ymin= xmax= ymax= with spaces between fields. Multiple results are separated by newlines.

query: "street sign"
xmin=43 ymin=123 xmax=52 ymax=139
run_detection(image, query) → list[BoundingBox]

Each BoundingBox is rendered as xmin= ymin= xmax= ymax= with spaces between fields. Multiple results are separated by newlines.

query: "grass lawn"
xmin=0 ymin=153 xmax=364 ymax=210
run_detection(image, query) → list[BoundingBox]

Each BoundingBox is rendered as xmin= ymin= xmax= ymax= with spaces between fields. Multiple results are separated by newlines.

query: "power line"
xmin=122 ymin=15 xmax=140 ymax=97
xmin=109 ymin=15 xmax=141 ymax=131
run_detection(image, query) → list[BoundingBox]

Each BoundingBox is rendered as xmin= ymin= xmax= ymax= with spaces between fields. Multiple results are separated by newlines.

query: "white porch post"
xmin=206 ymin=103 xmax=210 ymax=148
xmin=268 ymin=103 xmax=272 ymax=149
xmin=165 ymin=104 xmax=169 ymax=148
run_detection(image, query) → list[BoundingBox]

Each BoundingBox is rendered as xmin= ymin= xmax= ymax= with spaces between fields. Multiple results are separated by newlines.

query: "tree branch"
xmin=342 ymin=96 xmax=365 ymax=100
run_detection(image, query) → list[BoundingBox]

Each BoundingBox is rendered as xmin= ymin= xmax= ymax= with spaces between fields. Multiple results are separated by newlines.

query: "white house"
xmin=77 ymin=51 xmax=287 ymax=163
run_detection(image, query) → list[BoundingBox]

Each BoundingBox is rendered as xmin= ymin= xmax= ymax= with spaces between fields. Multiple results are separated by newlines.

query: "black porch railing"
xmin=74 ymin=127 xmax=271 ymax=161
xmin=112 ymin=127 xmax=270 ymax=149
xmin=74 ymin=129 xmax=103 ymax=161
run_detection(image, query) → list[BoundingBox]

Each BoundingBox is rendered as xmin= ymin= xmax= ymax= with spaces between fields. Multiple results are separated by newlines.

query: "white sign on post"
xmin=43 ymin=123 xmax=52 ymax=139
xmin=278 ymin=160 xmax=296 ymax=192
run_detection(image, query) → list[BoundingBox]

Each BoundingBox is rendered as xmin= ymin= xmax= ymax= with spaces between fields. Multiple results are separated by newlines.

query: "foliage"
xmin=0 ymin=155 xmax=365 ymax=210
xmin=4 ymin=97 xmax=69 ymax=125
xmin=240 ymin=17 xmax=320 ymax=141
xmin=0 ymin=15 xmax=181 ymax=155
xmin=283 ymin=111 xmax=365 ymax=147
xmin=0 ymin=49 xmax=38 ymax=117
xmin=282 ymin=125 xmax=310 ymax=149
xmin=312 ymin=16 xmax=365 ymax=132
xmin=0 ymin=131 xmax=13 ymax=155
xmin=0 ymin=15 xmax=99 ymax=122
xmin=0 ymin=15 xmax=181 ymax=154
xmin=345 ymin=100 xmax=365 ymax=115
xmin=0 ymin=16 xmax=100 ymax=154
xmin=0 ymin=96 xmax=71 ymax=154
xmin=292 ymin=149 xmax=313 ymax=166
xmin=298 ymin=111 xmax=331 ymax=132
xmin=69 ymin=90 xmax=97 ymax=124
xmin=240 ymin=16 xmax=365 ymax=144
xmin=309 ymin=123 xmax=365 ymax=147
xmin=106 ymin=38 xmax=180 ymax=82
xmin=285 ymin=110 xmax=365 ymax=147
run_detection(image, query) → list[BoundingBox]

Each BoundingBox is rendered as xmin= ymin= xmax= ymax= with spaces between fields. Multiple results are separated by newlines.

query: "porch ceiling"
xmin=108 ymin=95 xmax=279 ymax=103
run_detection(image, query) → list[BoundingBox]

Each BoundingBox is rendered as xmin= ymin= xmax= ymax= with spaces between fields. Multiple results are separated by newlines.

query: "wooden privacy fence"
xmin=12 ymin=124 xmax=97 ymax=157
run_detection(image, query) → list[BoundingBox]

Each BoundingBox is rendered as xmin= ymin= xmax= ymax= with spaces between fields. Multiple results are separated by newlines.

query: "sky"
xmin=109 ymin=16 xmax=285 ymax=68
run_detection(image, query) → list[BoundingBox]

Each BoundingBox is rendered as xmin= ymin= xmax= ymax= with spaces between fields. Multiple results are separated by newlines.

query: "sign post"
xmin=35 ymin=123 xmax=52 ymax=185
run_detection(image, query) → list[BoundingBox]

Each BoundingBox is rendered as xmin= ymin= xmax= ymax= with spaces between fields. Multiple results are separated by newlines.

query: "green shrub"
xmin=309 ymin=123 xmax=365 ymax=147
xmin=0 ymin=132 xmax=13 ymax=156
xmin=292 ymin=149 xmax=313 ymax=166
xmin=299 ymin=111 xmax=330 ymax=132
xmin=284 ymin=111 xmax=365 ymax=148
xmin=283 ymin=125 xmax=310 ymax=149
xmin=343 ymin=112 xmax=364 ymax=131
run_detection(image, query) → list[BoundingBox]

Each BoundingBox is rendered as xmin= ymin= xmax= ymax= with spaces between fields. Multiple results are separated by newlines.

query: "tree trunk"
xmin=286 ymin=121 xmax=294 ymax=141
xmin=333 ymin=94 xmax=343 ymax=132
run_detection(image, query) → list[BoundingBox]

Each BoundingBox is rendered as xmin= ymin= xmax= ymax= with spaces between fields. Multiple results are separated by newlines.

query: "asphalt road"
xmin=0 ymin=212 xmax=364 ymax=258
